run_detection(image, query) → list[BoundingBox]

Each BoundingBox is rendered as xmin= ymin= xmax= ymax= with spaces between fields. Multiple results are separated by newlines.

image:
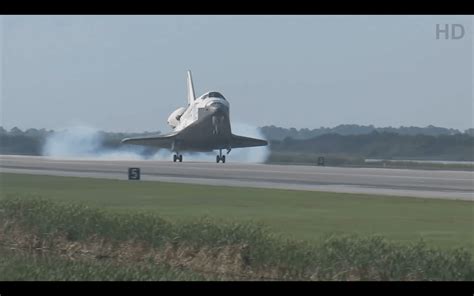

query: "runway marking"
xmin=1 ymin=155 xmax=473 ymax=201
xmin=2 ymin=159 xmax=472 ymax=182
xmin=1 ymin=167 xmax=473 ymax=201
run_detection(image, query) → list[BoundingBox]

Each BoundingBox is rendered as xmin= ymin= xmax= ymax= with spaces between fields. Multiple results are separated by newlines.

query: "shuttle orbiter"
xmin=121 ymin=71 xmax=268 ymax=163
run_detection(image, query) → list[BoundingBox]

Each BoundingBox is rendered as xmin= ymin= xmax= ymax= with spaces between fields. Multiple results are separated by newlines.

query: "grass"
xmin=0 ymin=248 xmax=209 ymax=281
xmin=0 ymin=173 xmax=473 ymax=252
xmin=0 ymin=198 xmax=472 ymax=281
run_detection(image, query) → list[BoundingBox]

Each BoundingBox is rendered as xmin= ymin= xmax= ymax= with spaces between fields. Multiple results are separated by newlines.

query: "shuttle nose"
xmin=207 ymin=101 xmax=228 ymax=115
xmin=207 ymin=102 xmax=228 ymax=135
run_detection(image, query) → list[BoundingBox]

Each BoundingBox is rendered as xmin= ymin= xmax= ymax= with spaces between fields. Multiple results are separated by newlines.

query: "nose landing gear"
xmin=173 ymin=154 xmax=183 ymax=162
xmin=216 ymin=149 xmax=226 ymax=163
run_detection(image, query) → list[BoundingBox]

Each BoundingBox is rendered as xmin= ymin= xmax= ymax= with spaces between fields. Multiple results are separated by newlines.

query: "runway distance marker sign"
xmin=128 ymin=168 xmax=141 ymax=180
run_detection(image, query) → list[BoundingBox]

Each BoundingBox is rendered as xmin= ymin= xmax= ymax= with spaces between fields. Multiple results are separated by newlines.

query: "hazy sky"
xmin=1 ymin=15 xmax=472 ymax=133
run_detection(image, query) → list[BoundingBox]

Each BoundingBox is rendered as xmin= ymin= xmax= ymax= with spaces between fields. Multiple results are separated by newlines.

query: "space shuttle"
xmin=121 ymin=71 xmax=268 ymax=163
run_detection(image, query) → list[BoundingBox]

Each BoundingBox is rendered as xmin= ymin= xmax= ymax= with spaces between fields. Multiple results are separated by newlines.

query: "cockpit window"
xmin=206 ymin=92 xmax=226 ymax=100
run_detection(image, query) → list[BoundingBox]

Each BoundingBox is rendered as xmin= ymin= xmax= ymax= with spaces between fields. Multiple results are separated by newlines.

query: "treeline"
xmin=261 ymin=124 xmax=472 ymax=141
xmin=1 ymin=126 xmax=473 ymax=162
xmin=270 ymin=132 xmax=474 ymax=161
xmin=0 ymin=127 xmax=50 ymax=155
xmin=0 ymin=127 xmax=160 ymax=156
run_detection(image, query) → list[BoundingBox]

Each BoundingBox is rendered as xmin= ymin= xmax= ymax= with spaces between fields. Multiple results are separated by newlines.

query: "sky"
xmin=0 ymin=15 xmax=472 ymax=133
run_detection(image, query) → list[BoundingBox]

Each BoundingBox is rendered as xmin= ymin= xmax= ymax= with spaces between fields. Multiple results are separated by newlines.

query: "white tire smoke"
xmin=42 ymin=126 xmax=146 ymax=160
xmin=42 ymin=124 xmax=269 ymax=163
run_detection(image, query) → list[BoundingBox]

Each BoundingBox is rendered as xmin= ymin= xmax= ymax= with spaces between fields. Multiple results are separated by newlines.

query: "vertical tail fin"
xmin=187 ymin=70 xmax=196 ymax=105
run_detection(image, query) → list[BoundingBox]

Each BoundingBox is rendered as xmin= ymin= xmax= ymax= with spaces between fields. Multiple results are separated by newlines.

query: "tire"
xmin=216 ymin=155 xmax=220 ymax=163
xmin=222 ymin=155 xmax=226 ymax=163
xmin=179 ymin=155 xmax=183 ymax=162
xmin=173 ymin=155 xmax=177 ymax=162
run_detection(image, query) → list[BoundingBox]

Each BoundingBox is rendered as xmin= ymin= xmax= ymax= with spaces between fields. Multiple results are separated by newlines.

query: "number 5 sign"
xmin=128 ymin=168 xmax=141 ymax=180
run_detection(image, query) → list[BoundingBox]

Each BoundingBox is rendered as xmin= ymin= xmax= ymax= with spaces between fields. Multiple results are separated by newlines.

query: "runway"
xmin=0 ymin=155 xmax=473 ymax=201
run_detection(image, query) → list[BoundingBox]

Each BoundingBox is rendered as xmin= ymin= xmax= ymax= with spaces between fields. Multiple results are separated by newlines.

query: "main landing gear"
xmin=173 ymin=154 xmax=183 ymax=162
xmin=216 ymin=149 xmax=226 ymax=163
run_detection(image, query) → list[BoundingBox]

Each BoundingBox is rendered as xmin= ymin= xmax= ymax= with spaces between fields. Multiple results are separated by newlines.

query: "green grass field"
xmin=0 ymin=173 xmax=472 ymax=251
xmin=1 ymin=198 xmax=472 ymax=280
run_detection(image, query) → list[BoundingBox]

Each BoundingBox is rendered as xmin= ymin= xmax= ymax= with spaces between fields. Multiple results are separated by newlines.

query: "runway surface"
xmin=1 ymin=155 xmax=473 ymax=201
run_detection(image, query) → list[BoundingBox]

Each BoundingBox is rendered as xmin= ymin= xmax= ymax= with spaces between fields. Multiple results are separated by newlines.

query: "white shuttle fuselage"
xmin=122 ymin=71 xmax=267 ymax=163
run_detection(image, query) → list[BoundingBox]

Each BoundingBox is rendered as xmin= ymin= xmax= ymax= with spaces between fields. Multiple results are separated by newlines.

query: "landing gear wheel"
xmin=173 ymin=154 xmax=177 ymax=162
xmin=179 ymin=154 xmax=183 ymax=162
xmin=216 ymin=150 xmax=226 ymax=163
xmin=216 ymin=149 xmax=225 ymax=163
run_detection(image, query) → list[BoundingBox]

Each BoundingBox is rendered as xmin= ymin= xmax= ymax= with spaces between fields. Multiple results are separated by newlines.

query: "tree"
xmin=10 ymin=127 xmax=23 ymax=135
